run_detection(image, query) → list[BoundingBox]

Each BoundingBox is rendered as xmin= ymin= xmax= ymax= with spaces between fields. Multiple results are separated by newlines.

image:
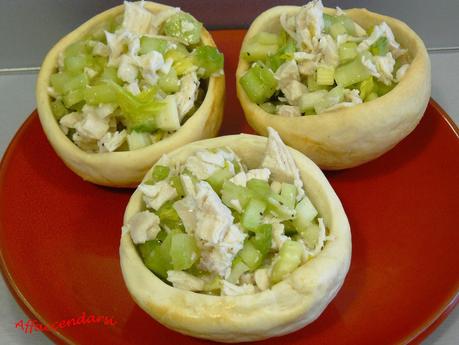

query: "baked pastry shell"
xmin=236 ymin=6 xmax=431 ymax=170
xmin=36 ymin=1 xmax=225 ymax=187
xmin=119 ymin=134 xmax=351 ymax=342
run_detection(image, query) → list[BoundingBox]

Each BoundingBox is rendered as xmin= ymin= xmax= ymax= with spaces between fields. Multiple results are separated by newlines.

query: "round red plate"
xmin=1 ymin=30 xmax=458 ymax=345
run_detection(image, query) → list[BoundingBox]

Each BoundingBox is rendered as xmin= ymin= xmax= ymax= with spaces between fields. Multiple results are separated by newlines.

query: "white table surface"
xmin=0 ymin=52 xmax=458 ymax=344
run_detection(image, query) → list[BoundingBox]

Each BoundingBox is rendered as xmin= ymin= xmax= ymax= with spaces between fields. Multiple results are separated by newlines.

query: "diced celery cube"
xmin=202 ymin=275 xmax=222 ymax=292
xmin=156 ymin=201 xmax=183 ymax=231
xmin=271 ymin=240 xmax=303 ymax=284
xmin=193 ymin=45 xmax=224 ymax=78
xmin=63 ymin=88 xmax=85 ymax=108
xmin=158 ymin=68 xmax=180 ymax=94
xmin=98 ymin=66 xmax=123 ymax=85
xmin=206 ymin=163 xmax=234 ymax=193
xmin=316 ymin=64 xmax=335 ymax=86
xmin=330 ymin=22 xmax=347 ymax=39
xmin=170 ymin=175 xmax=185 ymax=198
xmin=335 ymin=57 xmax=371 ymax=88
xmin=139 ymin=36 xmax=168 ymax=55
xmin=127 ymin=131 xmax=152 ymax=150
xmin=221 ymin=181 xmax=252 ymax=210
xmin=359 ymin=77 xmax=374 ymax=100
xmin=246 ymin=179 xmax=272 ymax=198
xmin=173 ymin=55 xmax=196 ymax=76
xmin=336 ymin=15 xmax=356 ymax=36
xmin=323 ymin=14 xmax=334 ymax=33
xmin=138 ymin=239 xmax=161 ymax=260
xmin=365 ymin=92 xmax=378 ymax=102
xmin=241 ymin=198 xmax=266 ymax=230
xmin=242 ymin=42 xmax=278 ymax=62
xmin=374 ymin=80 xmax=395 ymax=96
xmin=370 ymin=37 xmax=389 ymax=56
xmin=339 ymin=42 xmax=358 ymax=63
xmin=255 ymin=32 xmax=279 ymax=45
xmin=307 ymin=74 xmax=330 ymax=92
xmin=84 ymin=84 xmax=117 ymax=105
xmin=64 ymin=54 xmax=89 ymax=75
xmin=227 ymin=257 xmax=250 ymax=284
xmin=259 ymin=102 xmax=276 ymax=114
xmin=300 ymin=222 xmax=320 ymax=250
xmin=238 ymin=241 xmax=263 ymax=271
xmin=148 ymin=165 xmax=170 ymax=183
xmin=239 ymin=63 xmax=278 ymax=104
xmin=314 ymin=85 xmax=345 ymax=113
xmin=142 ymin=234 xmax=173 ymax=279
xmin=299 ymin=90 xmax=328 ymax=112
xmin=64 ymin=41 xmax=88 ymax=58
xmin=156 ymin=95 xmax=180 ymax=131
xmin=163 ymin=12 xmax=202 ymax=46
xmin=50 ymin=72 xmax=88 ymax=95
xmin=251 ymin=224 xmax=272 ymax=256
xmin=50 ymin=99 xmax=68 ymax=120
xmin=170 ymin=232 xmax=199 ymax=270
xmin=280 ymin=183 xmax=297 ymax=210
xmin=293 ymin=196 xmax=318 ymax=232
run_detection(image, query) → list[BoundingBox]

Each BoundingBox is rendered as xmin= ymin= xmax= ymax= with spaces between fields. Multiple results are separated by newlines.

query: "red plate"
xmin=1 ymin=30 xmax=458 ymax=345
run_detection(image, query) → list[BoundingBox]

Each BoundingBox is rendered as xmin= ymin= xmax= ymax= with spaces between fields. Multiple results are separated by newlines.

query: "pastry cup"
xmin=236 ymin=6 xmax=431 ymax=170
xmin=36 ymin=1 xmax=225 ymax=187
xmin=119 ymin=134 xmax=351 ymax=342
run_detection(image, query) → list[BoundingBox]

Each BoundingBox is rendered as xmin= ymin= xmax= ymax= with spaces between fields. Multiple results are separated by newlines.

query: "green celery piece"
xmin=359 ymin=77 xmax=374 ymax=100
xmin=206 ymin=163 xmax=234 ymax=193
xmin=139 ymin=36 xmax=168 ymax=55
xmin=254 ymin=32 xmax=279 ymax=45
xmin=164 ymin=46 xmax=189 ymax=62
xmin=107 ymin=82 xmax=165 ymax=132
xmin=335 ymin=57 xmax=371 ymax=88
xmin=323 ymin=13 xmax=334 ymax=33
xmin=271 ymin=240 xmax=303 ymax=284
xmin=336 ymin=15 xmax=356 ymax=36
xmin=239 ymin=63 xmax=278 ymax=104
xmin=238 ymin=241 xmax=263 ymax=271
xmin=156 ymin=201 xmax=184 ymax=231
xmin=127 ymin=131 xmax=152 ymax=150
xmin=107 ymin=14 xmax=123 ymax=33
xmin=227 ymin=257 xmax=250 ymax=284
xmin=50 ymin=72 xmax=88 ymax=95
xmin=365 ymin=92 xmax=378 ymax=102
xmin=142 ymin=234 xmax=173 ymax=279
xmin=307 ymin=74 xmax=330 ymax=92
xmin=241 ymin=198 xmax=267 ymax=230
xmin=170 ymin=232 xmax=199 ymax=270
xmin=299 ymin=90 xmax=328 ymax=112
xmin=282 ymin=220 xmax=297 ymax=236
xmin=318 ymin=85 xmax=345 ymax=113
xmin=84 ymin=84 xmax=118 ymax=105
xmin=202 ymin=275 xmax=222 ymax=292
xmin=64 ymin=41 xmax=89 ymax=58
xmin=50 ymin=99 xmax=68 ymax=120
xmin=163 ymin=12 xmax=202 ymax=46
xmin=280 ymin=183 xmax=297 ymax=210
xmin=247 ymin=179 xmax=294 ymax=219
xmin=98 ymin=66 xmax=123 ymax=85
xmin=259 ymin=102 xmax=277 ymax=114
xmin=316 ymin=64 xmax=335 ymax=86
xmin=300 ymin=221 xmax=320 ymax=249
xmin=370 ymin=37 xmax=389 ymax=56
xmin=293 ymin=196 xmax=318 ymax=232
xmin=145 ymin=165 xmax=170 ymax=184
xmin=170 ymin=175 xmax=185 ymax=198
xmin=63 ymin=88 xmax=85 ymax=108
xmin=192 ymin=45 xmax=224 ymax=78
xmin=374 ymin=80 xmax=395 ymax=96
xmin=251 ymin=223 xmax=272 ymax=257
xmin=221 ymin=180 xmax=252 ymax=210
xmin=138 ymin=239 xmax=161 ymax=260
xmin=173 ymin=55 xmax=196 ymax=76
xmin=64 ymin=54 xmax=90 ymax=75
xmin=265 ymin=32 xmax=295 ymax=72
xmin=330 ymin=22 xmax=347 ymax=39
xmin=158 ymin=68 xmax=180 ymax=94
xmin=156 ymin=229 xmax=168 ymax=242
xmin=241 ymin=32 xmax=280 ymax=62
xmin=338 ymin=42 xmax=358 ymax=63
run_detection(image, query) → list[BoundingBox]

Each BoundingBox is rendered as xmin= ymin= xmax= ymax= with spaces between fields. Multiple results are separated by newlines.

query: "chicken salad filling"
xmin=123 ymin=128 xmax=332 ymax=296
xmin=49 ymin=1 xmax=223 ymax=153
xmin=239 ymin=0 xmax=411 ymax=116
